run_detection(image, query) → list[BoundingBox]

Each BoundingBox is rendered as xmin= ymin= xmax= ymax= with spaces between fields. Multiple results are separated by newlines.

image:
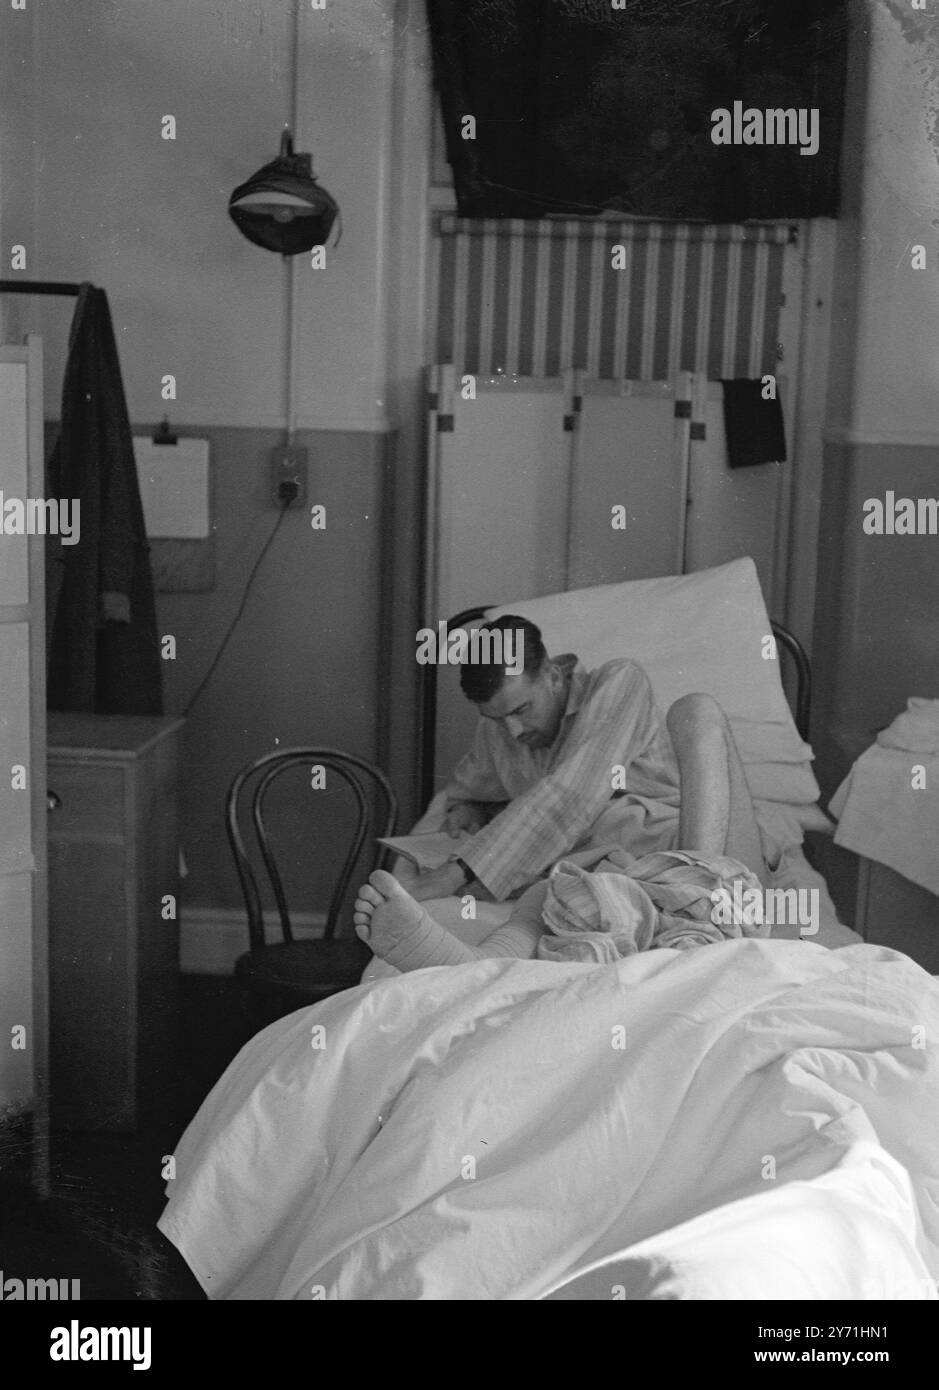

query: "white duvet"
xmin=158 ymin=939 xmax=939 ymax=1300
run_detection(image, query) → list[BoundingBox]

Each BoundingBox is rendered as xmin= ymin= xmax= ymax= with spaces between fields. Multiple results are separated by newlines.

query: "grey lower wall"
xmin=812 ymin=438 xmax=939 ymax=802
xmin=810 ymin=437 xmax=939 ymax=929
xmin=46 ymin=423 xmax=422 ymax=916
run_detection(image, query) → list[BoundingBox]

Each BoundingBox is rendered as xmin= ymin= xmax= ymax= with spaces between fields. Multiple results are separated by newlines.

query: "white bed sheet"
xmin=158 ymin=938 xmax=939 ymax=1300
xmin=541 ymin=1142 xmax=936 ymax=1301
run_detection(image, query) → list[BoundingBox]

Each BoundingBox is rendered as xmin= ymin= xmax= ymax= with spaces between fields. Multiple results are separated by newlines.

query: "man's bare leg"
xmin=666 ymin=692 xmax=769 ymax=886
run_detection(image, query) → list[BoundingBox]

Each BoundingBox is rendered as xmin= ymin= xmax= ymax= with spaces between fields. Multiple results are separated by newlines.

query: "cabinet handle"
xmin=47 ymin=789 xmax=62 ymax=811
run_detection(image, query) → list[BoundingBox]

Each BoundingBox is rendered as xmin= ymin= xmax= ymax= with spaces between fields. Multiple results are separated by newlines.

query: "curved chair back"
xmin=226 ymin=748 xmax=397 ymax=952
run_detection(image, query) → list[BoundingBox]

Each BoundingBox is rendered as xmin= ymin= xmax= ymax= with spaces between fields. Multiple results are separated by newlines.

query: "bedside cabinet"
xmin=47 ymin=713 xmax=184 ymax=1131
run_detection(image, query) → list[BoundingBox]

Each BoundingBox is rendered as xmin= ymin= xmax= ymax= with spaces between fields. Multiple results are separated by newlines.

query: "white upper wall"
xmin=2 ymin=0 xmax=403 ymax=431
xmin=833 ymin=1 xmax=939 ymax=438
xmin=0 ymin=0 xmax=37 ymax=348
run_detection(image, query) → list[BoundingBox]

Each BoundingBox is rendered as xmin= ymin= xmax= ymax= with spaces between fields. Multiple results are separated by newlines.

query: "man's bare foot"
xmin=353 ymin=869 xmax=442 ymax=961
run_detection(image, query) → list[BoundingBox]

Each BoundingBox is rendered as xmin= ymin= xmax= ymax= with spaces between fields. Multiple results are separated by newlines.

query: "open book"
xmin=377 ymin=831 xmax=474 ymax=872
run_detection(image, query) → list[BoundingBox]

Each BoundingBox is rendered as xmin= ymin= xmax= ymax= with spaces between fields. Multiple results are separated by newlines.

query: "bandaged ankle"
xmin=383 ymin=912 xmax=480 ymax=972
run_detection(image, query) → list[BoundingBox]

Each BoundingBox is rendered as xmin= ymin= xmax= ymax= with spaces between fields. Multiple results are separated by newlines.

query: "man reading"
xmin=405 ymin=615 xmax=682 ymax=903
xmin=355 ymin=636 xmax=772 ymax=973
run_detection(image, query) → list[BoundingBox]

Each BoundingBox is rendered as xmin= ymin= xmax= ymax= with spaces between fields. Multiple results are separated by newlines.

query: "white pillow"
xmin=747 ymin=762 xmax=819 ymax=805
xmin=487 ymin=558 xmax=818 ymax=803
xmin=731 ymin=719 xmax=813 ymax=766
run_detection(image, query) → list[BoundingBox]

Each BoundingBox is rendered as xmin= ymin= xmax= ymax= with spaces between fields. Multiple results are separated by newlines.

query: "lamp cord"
xmin=284 ymin=0 xmax=301 ymax=445
xmin=285 ymin=252 xmax=297 ymax=444
xmin=182 ymin=501 xmax=291 ymax=717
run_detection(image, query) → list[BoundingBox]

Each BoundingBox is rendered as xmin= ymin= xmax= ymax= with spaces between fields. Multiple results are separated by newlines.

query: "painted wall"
xmin=16 ymin=0 xmax=398 ymax=431
xmin=0 ymin=0 xmax=429 ymax=922
xmin=829 ymin=0 xmax=939 ymax=437
xmin=158 ymin=426 xmax=390 ymax=910
xmin=0 ymin=0 xmax=37 ymax=347
xmin=813 ymin=0 xmax=939 ymax=856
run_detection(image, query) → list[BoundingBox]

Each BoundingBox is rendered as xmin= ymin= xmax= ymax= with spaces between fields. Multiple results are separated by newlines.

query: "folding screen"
xmin=425 ymin=366 xmax=688 ymax=792
xmin=424 ymin=364 xmax=793 ymax=795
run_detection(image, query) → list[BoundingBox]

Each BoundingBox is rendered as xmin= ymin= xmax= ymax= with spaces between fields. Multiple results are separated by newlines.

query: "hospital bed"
xmin=365 ymin=556 xmax=858 ymax=978
xmin=157 ymin=559 xmax=939 ymax=1300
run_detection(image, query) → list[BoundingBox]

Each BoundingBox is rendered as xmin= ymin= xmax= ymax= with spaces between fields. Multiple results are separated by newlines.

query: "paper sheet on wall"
xmin=133 ymin=436 xmax=210 ymax=538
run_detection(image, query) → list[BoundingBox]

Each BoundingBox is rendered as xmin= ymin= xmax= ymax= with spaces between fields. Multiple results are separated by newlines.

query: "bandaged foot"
xmin=353 ymin=870 xmax=477 ymax=971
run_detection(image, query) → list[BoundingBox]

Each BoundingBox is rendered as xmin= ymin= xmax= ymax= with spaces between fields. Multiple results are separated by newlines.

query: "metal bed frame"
xmin=420 ymin=606 xmax=811 ymax=808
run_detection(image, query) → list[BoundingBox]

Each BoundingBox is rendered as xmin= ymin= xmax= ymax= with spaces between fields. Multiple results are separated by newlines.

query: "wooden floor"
xmin=1 ymin=974 xmax=257 ymax=1301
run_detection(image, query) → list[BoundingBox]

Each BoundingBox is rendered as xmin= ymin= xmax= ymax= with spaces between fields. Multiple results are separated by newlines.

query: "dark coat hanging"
xmin=47 ymin=283 xmax=163 ymax=715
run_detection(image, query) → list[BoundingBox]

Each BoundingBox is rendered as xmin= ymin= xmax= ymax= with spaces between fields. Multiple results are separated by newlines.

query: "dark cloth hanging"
xmin=719 ymin=379 xmax=787 ymax=469
xmin=426 ymin=0 xmax=847 ymax=221
xmin=47 ymin=283 xmax=163 ymax=714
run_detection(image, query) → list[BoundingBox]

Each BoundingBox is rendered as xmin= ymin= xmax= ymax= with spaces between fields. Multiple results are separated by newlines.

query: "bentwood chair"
xmin=226 ymin=748 xmax=397 ymax=1024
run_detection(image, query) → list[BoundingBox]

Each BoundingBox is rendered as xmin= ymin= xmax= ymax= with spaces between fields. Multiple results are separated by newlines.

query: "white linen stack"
xmin=830 ymin=698 xmax=939 ymax=897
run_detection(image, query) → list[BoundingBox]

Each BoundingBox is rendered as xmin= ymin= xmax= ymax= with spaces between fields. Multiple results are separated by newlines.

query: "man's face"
xmin=477 ymin=664 xmax=567 ymax=749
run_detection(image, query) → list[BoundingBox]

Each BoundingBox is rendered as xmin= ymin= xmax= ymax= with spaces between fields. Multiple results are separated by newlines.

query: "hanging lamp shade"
xmin=228 ymin=129 xmax=340 ymax=255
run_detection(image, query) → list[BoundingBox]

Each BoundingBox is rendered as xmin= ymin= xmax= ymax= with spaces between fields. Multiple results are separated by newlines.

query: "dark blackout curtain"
xmin=426 ymin=0 xmax=848 ymax=221
xmin=47 ymin=283 xmax=163 ymax=715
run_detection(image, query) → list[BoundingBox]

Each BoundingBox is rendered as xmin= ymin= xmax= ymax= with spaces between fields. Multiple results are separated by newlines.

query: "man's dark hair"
xmin=459 ymin=615 xmax=547 ymax=704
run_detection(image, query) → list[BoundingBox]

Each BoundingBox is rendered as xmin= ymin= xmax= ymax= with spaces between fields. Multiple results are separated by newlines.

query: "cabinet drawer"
xmin=47 ymin=761 xmax=126 ymax=837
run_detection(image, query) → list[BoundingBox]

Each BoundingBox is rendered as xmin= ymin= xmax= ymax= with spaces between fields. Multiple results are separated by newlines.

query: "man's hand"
xmin=410 ymin=860 xmax=470 ymax=901
xmin=443 ymin=801 xmax=488 ymax=838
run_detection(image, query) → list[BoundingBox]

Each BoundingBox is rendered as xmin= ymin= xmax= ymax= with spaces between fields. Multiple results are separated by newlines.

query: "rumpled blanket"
xmin=537 ymin=849 xmax=768 ymax=964
xmin=157 ymin=939 xmax=939 ymax=1300
xmin=877 ymin=697 xmax=939 ymax=754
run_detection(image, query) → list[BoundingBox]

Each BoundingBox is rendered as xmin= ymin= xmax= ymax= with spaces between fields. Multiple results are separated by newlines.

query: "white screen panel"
xmin=567 ymin=381 xmax=684 ymax=589
xmin=432 ymin=376 xmax=570 ymax=620
xmin=0 ymin=622 xmax=33 ymax=875
xmin=0 ymin=362 xmax=29 ymax=605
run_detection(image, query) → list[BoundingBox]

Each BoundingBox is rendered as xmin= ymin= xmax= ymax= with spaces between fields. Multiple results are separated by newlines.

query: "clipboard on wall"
xmin=133 ymin=423 xmax=215 ymax=592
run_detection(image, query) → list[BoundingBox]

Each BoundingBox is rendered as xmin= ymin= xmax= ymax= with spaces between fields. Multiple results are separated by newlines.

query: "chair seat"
xmin=234 ymin=937 xmax=372 ymax=1001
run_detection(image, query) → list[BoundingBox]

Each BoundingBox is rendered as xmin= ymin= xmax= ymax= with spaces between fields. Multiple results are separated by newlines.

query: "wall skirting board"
xmin=180 ymin=907 xmax=327 ymax=976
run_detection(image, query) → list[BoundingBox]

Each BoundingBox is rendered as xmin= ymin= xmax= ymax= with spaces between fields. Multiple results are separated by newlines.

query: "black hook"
xmin=153 ymin=416 xmax=177 ymax=446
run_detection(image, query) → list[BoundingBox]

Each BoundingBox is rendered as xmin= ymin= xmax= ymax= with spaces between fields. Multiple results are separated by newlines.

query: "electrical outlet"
xmin=270 ymin=445 xmax=308 ymax=508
